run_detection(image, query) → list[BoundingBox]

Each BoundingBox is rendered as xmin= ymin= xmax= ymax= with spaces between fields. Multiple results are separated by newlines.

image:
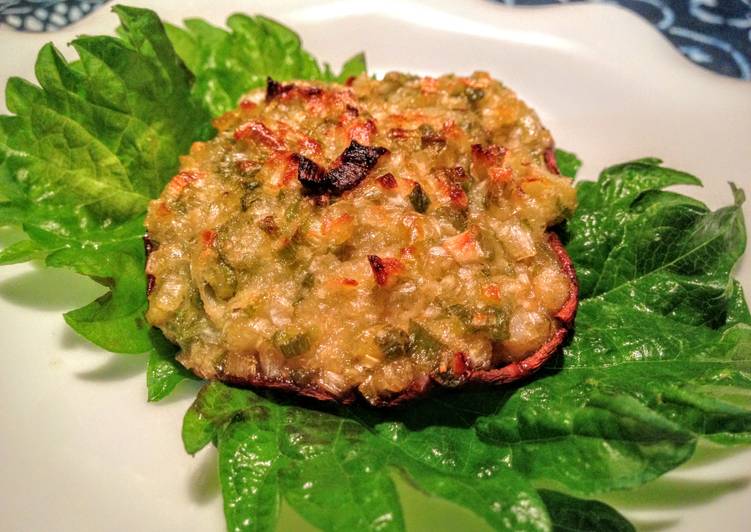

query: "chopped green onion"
xmin=375 ymin=327 xmax=410 ymax=359
xmin=435 ymin=206 xmax=468 ymax=231
xmin=409 ymin=183 xmax=431 ymax=213
xmin=407 ymin=320 xmax=445 ymax=359
xmin=273 ymin=329 xmax=311 ymax=358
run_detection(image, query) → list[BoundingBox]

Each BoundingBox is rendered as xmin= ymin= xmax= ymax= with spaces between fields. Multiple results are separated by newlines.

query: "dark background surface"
xmin=1 ymin=0 xmax=750 ymax=80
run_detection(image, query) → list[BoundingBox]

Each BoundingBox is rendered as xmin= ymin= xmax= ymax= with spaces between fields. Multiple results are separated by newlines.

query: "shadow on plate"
xmin=680 ymin=441 xmax=751 ymax=468
xmin=602 ymin=476 xmax=750 ymax=510
xmin=0 ymin=264 xmax=103 ymax=311
xmin=60 ymin=325 xmax=104 ymax=351
xmin=157 ymin=378 xmax=205 ymax=405
xmin=188 ymin=448 xmax=221 ymax=504
xmin=628 ymin=518 xmax=680 ymax=532
xmin=76 ymin=352 xmax=147 ymax=381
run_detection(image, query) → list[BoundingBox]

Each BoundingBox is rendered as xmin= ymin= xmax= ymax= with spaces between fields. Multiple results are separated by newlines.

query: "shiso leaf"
xmin=337 ymin=52 xmax=368 ymax=82
xmin=46 ymin=237 xmax=151 ymax=353
xmin=0 ymin=5 xmax=210 ymax=357
xmin=0 ymin=238 xmax=46 ymax=265
xmin=165 ymin=13 xmax=366 ymax=117
xmin=186 ymin=381 xmax=553 ymax=532
xmin=553 ymin=149 xmax=581 ymax=179
xmin=538 ymin=490 xmax=635 ymax=532
xmin=0 ymin=5 xmax=366 ymax=402
xmin=218 ymin=410 xmax=283 ymax=532
xmin=146 ymin=328 xmax=198 ymax=402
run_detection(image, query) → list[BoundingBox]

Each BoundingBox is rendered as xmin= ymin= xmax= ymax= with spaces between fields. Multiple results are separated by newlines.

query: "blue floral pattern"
xmin=1 ymin=1 xmax=749 ymax=80
xmin=0 ymin=0 xmax=108 ymax=32
xmin=498 ymin=1 xmax=751 ymax=79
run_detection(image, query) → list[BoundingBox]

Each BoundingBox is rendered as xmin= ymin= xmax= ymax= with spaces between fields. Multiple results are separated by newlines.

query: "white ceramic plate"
xmin=1 ymin=1 xmax=750 ymax=530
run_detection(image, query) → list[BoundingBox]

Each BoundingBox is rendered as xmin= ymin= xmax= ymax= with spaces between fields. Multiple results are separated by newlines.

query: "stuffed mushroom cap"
xmin=145 ymin=72 xmax=578 ymax=406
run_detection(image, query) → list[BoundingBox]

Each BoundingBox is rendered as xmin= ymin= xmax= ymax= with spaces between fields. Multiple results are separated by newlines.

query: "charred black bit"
xmin=328 ymin=141 xmax=389 ymax=191
xmin=295 ymin=154 xmax=328 ymax=196
xmin=265 ymin=77 xmax=294 ymax=101
xmin=409 ymin=182 xmax=431 ymax=213
xmin=297 ymin=141 xmax=389 ymax=197
xmin=302 ymin=86 xmax=324 ymax=97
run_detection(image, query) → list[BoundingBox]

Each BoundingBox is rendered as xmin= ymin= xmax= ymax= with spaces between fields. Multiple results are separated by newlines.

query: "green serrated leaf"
xmin=47 ymin=239 xmax=151 ymax=353
xmin=336 ymin=52 xmax=368 ymax=82
xmin=185 ymin=383 xmax=552 ymax=532
xmin=166 ymin=13 xmax=367 ymax=116
xmin=218 ymin=414 xmax=283 ymax=532
xmin=539 ymin=490 xmax=634 ymax=532
xmin=554 ymin=149 xmax=581 ymax=179
xmin=0 ymin=5 xmax=210 ymax=361
xmin=401 ymin=462 xmax=550 ymax=531
xmin=146 ymin=328 xmax=196 ymax=402
xmin=0 ymin=238 xmax=46 ymax=265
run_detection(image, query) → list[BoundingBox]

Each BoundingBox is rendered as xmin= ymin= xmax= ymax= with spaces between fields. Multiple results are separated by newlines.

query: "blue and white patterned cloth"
xmin=0 ymin=0 xmax=107 ymax=31
xmin=497 ymin=0 xmax=751 ymax=80
xmin=1 ymin=1 xmax=750 ymax=80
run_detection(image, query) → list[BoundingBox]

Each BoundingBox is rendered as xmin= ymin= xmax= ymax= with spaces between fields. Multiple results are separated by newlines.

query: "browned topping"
xmin=234 ymin=121 xmax=284 ymax=150
xmin=295 ymin=154 xmax=327 ymax=194
xmin=388 ymin=127 xmax=409 ymax=140
xmin=297 ymin=140 xmax=389 ymax=196
xmin=377 ymin=172 xmax=398 ymax=189
xmin=266 ymin=77 xmax=325 ymax=102
xmin=367 ymin=255 xmax=404 ymax=287
xmin=258 ymin=215 xmax=278 ymax=235
xmin=201 ymin=230 xmax=217 ymax=247
xmin=265 ymin=77 xmax=294 ymax=101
